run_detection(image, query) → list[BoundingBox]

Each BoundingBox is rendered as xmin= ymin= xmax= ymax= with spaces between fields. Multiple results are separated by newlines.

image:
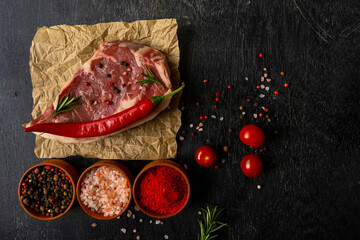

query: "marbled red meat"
xmin=25 ymin=41 xmax=172 ymax=143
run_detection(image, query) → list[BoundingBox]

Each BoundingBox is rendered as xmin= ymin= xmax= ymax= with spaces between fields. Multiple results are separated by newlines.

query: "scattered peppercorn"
xmin=212 ymin=105 xmax=217 ymax=109
xmin=265 ymin=114 xmax=269 ymax=119
xmin=195 ymin=102 xmax=200 ymax=107
xmin=228 ymin=128 xmax=233 ymax=133
xmin=120 ymin=61 xmax=129 ymax=66
xmin=122 ymin=83 xmax=126 ymax=88
xmin=223 ymin=146 xmax=229 ymax=152
xmin=254 ymin=102 xmax=259 ymax=107
xmin=97 ymin=62 xmax=103 ymax=68
xmin=106 ymin=73 xmax=111 ymax=78
xmin=240 ymin=115 xmax=244 ymax=119
xmin=274 ymin=130 xmax=279 ymax=134
xmin=206 ymin=139 xmax=211 ymax=144
xmin=89 ymin=100 xmax=95 ymax=105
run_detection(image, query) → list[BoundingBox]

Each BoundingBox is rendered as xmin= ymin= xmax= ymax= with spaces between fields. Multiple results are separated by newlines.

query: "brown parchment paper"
xmin=29 ymin=19 xmax=181 ymax=160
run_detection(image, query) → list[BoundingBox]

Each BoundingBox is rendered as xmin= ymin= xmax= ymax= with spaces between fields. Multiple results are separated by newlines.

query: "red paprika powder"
xmin=138 ymin=166 xmax=188 ymax=215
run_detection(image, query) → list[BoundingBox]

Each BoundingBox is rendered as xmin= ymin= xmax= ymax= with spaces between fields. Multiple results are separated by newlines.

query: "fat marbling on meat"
xmin=24 ymin=41 xmax=173 ymax=143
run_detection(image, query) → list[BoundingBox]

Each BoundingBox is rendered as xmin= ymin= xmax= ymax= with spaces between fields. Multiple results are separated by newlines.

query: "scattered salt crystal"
xmin=260 ymin=84 xmax=265 ymax=89
xmin=181 ymin=106 xmax=185 ymax=111
xmin=198 ymin=128 xmax=203 ymax=132
xmin=265 ymin=87 xmax=269 ymax=91
xmin=136 ymin=236 xmax=140 ymax=240
xmin=149 ymin=220 xmax=153 ymax=224
xmin=198 ymin=211 xmax=202 ymax=215
xmin=267 ymin=118 xmax=271 ymax=122
xmin=253 ymin=114 xmax=258 ymax=118
xmin=179 ymin=136 xmax=184 ymax=141
xmin=242 ymin=111 xmax=246 ymax=115
xmin=134 ymin=205 xmax=140 ymax=211
xmin=121 ymin=228 xmax=127 ymax=234
xmin=139 ymin=219 xmax=143 ymax=223
xmin=155 ymin=220 xmax=161 ymax=225
xmin=263 ymin=68 xmax=267 ymax=71
xmin=245 ymin=77 xmax=248 ymax=81
xmin=164 ymin=235 xmax=169 ymax=239
xmin=184 ymin=164 xmax=188 ymax=169
xmin=257 ymin=185 xmax=261 ymax=189
xmin=132 ymin=214 xmax=135 ymax=219
xmin=161 ymin=221 xmax=164 ymax=225
xmin=199 ymin=122 xmax=204 ymax=127
xmin=190 ymin=124 xmax=193 ymax=128
xmin=261 ymin=77 xmax=264 ymax=81
xmin=91 ymin=223 xmax=97 ymax=227
xmin=133 ymin=229 xmax=137 ymax=233
xmin=219 ymin=117 xmax=224 ymax=121
xmin=262 ymin=106 xmax=266 ymax=110
xmin=266 ymin=78 xmax=271 ymax=82
xmin=259 ymin=94 xmax=265 ymax=98
xmin=196 ymin=126 xmax=199 ymax=130
xmin=221 ymin=159 xmax=226 ymax=164
xmin=211 ymin=115 xmax=216 ymax=119
xmin=117 ymin=216 xmax=121 ymax=219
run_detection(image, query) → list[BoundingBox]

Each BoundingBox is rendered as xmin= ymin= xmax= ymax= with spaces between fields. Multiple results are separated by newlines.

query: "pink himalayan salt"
xmin=80 ymin=166 xmax=131 ymax=217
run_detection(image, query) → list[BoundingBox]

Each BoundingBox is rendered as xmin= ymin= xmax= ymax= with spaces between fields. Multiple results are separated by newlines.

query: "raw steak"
xmin=24 ymin=41 xmax=172 ymax=143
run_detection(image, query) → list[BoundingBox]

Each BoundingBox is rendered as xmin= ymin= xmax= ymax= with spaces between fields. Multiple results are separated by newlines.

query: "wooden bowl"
xmin=76 ymin=160 xmax=133 ymax=220
xmin=18 ymin=159 xmax=79 ymax=220
xmin=133 ymin=160 xmax=191 ymax=219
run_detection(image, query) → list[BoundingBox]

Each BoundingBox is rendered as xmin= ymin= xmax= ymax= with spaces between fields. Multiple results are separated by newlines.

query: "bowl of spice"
xmin=18 ymin=159 xmax=79 ymax=220
xmin=133 ymin=160 xmax=190 ymax=218
xmin=76 ymin=160 xmax=133 ymax=220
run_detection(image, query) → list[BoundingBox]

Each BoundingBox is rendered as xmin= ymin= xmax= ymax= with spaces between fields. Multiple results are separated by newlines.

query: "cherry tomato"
xmin=195 ymin=146 xmax=217 ymax=167
xmin=240 ymin=154 xmax=263 ymax=177
xmin=239 ymin=124 xmax=265 ymax=148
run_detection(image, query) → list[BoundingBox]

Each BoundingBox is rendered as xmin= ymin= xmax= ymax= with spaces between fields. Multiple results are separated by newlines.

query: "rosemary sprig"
xmin=198 ymin=204 xmax=228 ymax=240
xmin=137 ymin=66 xmax=165 ymax=88
xmin=45 ymin=91 xmax=81 ymax=120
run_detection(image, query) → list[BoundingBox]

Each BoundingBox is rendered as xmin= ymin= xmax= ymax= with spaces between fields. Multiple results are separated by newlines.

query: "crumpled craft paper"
xmin=29 ymin=19 xmax=181 ymax=160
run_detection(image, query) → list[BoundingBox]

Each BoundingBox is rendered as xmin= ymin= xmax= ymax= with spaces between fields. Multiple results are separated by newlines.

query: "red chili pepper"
xmin=274 ymin=90 xmax=279 ymax=95
xmin=204 ymin=115 xmax=208 ymax=119
xmin=215 ymin=97 xmax=219 ymax=102
xmin=215 ymin=92 xmax=221 ymax=96
xmin=256 ymin=85 xmax=260 ymax=89
xmin=24 ymin=83 xmax=185 ymax=138
xmin=259 ymin=53 xmax=263 ymax=58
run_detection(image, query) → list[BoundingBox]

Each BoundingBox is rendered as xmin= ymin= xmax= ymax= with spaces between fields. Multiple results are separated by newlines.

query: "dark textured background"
xmin=1 ymin=0 xmax=360 ymax=239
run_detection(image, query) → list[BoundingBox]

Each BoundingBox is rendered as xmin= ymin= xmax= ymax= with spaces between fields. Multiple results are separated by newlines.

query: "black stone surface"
xmin=1 ymin=0 xmax=360 ymax=239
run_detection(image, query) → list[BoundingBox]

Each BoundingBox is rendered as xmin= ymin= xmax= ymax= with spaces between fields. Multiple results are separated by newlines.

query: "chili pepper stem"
xmin=150 ymin=82 xmax=185 ymax=107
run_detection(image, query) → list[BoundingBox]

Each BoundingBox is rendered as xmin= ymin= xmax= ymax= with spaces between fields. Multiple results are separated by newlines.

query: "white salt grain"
xmin=259 ymin=94 xmax=265 ymax=98
xmin=221 ymin=159 xmax=226 ymax=164
xmin=242 ymin=111 xmax=246 ymax=115
xmin=260 ymin=84 xmax=265 ymax=89
xmin=220 ymin=117 xmax=224 ymax=121
xmin=199 ymin=122 xmax=204 ymax=127
xmin=150 ymin=220 xmax=153 ymax=224
xmin=139 ymin=219 xmax=143 ymax=223
xmin=211 ymin=115 xmax=216 ymax=119
xmin=155 ymin=220 xmax=161 ymax=225
xmin=253 ymin=114 xmax=258 ymax=118
xmin=190 ymin=124 xmax=193 ymax=128
xmin=121 ymin=228 xmax=127 ymax=234
xmin=164 ymin=235 xmax=169 ymax=239
xmin=181 ymin=106 xmax=185 ymax=111
xmin=265 ymin=87 xmax=269 ymax=91
xmin=198 ymin=128 xmax=203 ymax=132
xmin=134 ymin=205 xmax=140 ymax=211
xmin=133 ymin=229 xmax=137 ymax=233
xmin=184 ymin=164 xmax=188 ymax=169
xmin=245 ymin=77 xmax=248 ymax=81
xmin=257 ymin=185 xmax=261 ymax=189
xmin=179 ymin=136 xmax=184 ymax=141
xmin=80 ymin=166 xmax=131 ymax=217
xmin=198 ymin=211 xmax=202 ymax=215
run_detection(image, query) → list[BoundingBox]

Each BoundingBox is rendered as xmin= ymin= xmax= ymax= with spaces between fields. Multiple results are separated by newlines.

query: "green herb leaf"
xmin=137 ymin=66 xmax=165 ymax=88
xmin=45 ymin=91 xmax=81 ymax=120
xmin=198 ymin=204 xmax=228 ymax=240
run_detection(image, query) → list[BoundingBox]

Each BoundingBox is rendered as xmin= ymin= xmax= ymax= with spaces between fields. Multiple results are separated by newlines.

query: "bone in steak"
xmin=24 ymin=41 xmax=172 ymax=143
